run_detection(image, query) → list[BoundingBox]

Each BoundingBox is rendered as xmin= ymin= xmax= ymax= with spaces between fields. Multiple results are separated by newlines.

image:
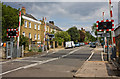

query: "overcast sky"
xmin=2 ymin=1 xmax=119 ymax=32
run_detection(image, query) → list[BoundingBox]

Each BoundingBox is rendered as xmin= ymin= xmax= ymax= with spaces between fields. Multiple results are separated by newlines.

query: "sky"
xmin=2 ymin=0 xmax=119 ymax=33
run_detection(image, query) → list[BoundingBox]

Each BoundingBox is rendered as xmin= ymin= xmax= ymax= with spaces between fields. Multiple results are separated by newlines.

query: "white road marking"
xmin=41 ymin=54 xmax=46 ymax=56
xmin=101 ymin=52 xmax=104 ymax=61
xmin=86 ymin=51 xmax=94 ymax=61
xmin=13 ymin=60 xmax=42 ymax=63
xmin=1 ymin=47 xmax=82 ymax=76
xmin=47 ymin=51 xmax=56 ymax=55
xmin=0 ymin=57 xmax=34 ymax=65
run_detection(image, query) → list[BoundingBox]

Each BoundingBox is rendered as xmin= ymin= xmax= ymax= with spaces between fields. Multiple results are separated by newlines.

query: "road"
xmin=1 ymin=45 xmax=96 ymax=78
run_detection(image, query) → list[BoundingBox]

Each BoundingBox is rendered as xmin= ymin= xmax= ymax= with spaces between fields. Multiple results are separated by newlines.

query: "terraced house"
xmin=21 ymin=7 xmax=42 ymax=44
xmin=21 ymin=7 xmax=62 ymax=47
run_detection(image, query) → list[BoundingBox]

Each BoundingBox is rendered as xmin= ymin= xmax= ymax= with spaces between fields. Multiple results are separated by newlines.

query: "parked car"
xmin=90 ymin=42 xmax=96 ymax=48
xmin=75 ymin=42 xmax=80 ymax=47
xmin=80 ymin=43 xmax=85 ymax=46
xmin=65 ymin=41 xmax=75 ymax=48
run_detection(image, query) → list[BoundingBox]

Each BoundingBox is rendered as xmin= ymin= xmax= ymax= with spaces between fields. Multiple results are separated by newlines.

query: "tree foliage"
xmin=54 ymin=31 xmax=71 ymax=45
xmin=84 ymin=31 xmax=96 ymax=42
xmin=67 ymin=26 xmax=80 ymax=42
xmin=2 ymin=3 xmax=23 ymax=42
xmin=20 ymin=35 xmax=30 ymax=47
xmin=92 ymin=23 xmax=97 ymax=36
xmin=78 ymin=30 xmax=85 ymax=42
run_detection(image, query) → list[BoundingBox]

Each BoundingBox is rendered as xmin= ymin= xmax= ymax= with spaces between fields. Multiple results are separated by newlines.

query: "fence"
xmin=4 ymin=41 xmax=23 ymax=59
xmin=29 ymin=44 xmax=43 ymax=52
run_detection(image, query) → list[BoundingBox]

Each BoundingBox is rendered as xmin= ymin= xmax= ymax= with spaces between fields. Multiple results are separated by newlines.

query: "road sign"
xmin=102 ymin=33 xmax=110 ymax=37
xmin=97 ymin=32 xmax=104 ymax=35
xmin=98 ymin=22 xmax=112 ymax=29
xmin=96 ymin=20 xmax=114 ymax=31
xmin=7 ymin=29 xmax=18 ymax=38
xmin=98 ymin=35 xmax=102 ymax=37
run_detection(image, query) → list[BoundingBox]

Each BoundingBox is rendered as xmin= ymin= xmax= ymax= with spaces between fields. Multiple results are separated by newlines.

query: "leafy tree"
xmin=54 ymin=31 xmax=71 ymax=45
xmin=20 ymin=35 xmax=30 ymax=48
xmin=78 ymin=30 xmax=85 ymax=42
xmin=67 ymin=26 xmax=80 ymax=42
xmin=84 ymin=31 xmax=96 ymax=42
xmin=2 ymin=3 xmax=23 ymax=42
xmin=91 ymin=23 xmax=97 ymax=36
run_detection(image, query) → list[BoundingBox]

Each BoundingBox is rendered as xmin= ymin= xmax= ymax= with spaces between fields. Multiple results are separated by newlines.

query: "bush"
xmin=28 ymin=49 xmax=32 ymax=52
xmin=38 ymin=48 xmax=42 ymax=52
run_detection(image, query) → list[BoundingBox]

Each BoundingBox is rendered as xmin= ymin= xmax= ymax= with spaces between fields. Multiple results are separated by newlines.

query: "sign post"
xmin=96 ymin=19 xmax=114 ymax=61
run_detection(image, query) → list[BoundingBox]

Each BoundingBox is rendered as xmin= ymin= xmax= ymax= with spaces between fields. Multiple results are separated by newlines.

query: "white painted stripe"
xmin=14 ymin=60 xmax=42 ymax=63
xmin=101 ymin=52 xmax=104 ymax=61
xmin=86 ymin=51 xmax=94 ymax=61
xmin=22 ymin=15 xmax=41 ymax=24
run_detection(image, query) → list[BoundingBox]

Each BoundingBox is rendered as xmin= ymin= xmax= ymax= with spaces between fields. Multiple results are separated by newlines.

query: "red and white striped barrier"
xmin=109 ymin=0 xmax=116 ymax=46
xmin=43 ymin=17 xmax=46 ymax=46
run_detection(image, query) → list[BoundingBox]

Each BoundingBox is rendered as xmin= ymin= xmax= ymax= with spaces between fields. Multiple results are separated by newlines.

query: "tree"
xmin=67 ymin=26 xmax=80 ymax=42
xmin=84 ymin=31 xmax=96 ymax=42
xmin=54 ymin=31 xmax=71 ymax=45
xmin=92 ymin=23 xmax=97 ymax=36
xmin=2 ymin=3 xmax=23 ymax=42
xmin=78 ymin=30 xmax=85 ymax=42
xmin=20 ymin=35 xmax=30 ymax=48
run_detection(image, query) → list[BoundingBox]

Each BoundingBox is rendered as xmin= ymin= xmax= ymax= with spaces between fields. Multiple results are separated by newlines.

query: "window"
xmin=25 ymin=21 xmax=27 ymax=27
xmin=47 ymin=27 xmax=49 ymax=32
xmin=38 ymin=34 xmax=40 ymax=40
xmin=22 ymin=32 xmax=25 ymax=37
xmin=51 ymin=29 xmax=52 ymax=32
xmin=38 ymin=25 xmax=40 ymax=30
xmin=29 ymin=22 xmax=31 ymax=28
xmin=34 ymin=24 xmax=36 ymax=29
xmin=54 ymin=29 xmax=56 ymax=33
xmin=34 ymin=34 xmax=37 ymax=40
xmin=29 ymin=33 xmax=31 ymax=39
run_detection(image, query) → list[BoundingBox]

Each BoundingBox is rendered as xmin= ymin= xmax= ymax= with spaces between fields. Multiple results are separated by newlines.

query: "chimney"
xmin=81 ymin=28 xmax=83 ymax=30
xmin=21 ymin=7 xmax=26 ymax=15
xmin=49 ymin=21 xmax=54 ymax=25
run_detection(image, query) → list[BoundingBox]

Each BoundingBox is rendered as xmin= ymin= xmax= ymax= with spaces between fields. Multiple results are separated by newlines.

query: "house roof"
xmin=24 ymin=13 xmax=38 ymax=21
xmin=46 ymin=23 xmax=62 ymax=31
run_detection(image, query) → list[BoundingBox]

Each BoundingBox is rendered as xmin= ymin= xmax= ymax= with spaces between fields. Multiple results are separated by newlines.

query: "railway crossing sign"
xmin=96 ymin=20 xmax=114 ymax=31
xmin=102 ymin=33 xmax=110 ymax=37
xmin=7 ymin=29 xmax=18 ymax=38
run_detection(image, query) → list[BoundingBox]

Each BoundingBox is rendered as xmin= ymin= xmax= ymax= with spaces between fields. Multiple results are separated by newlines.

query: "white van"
xmin=65 ymin=41 xmax=75 ymax=48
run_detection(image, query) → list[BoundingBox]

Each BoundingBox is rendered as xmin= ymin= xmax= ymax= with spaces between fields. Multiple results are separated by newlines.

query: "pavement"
xmin=73 ymin=46 xmax=120 ymax=78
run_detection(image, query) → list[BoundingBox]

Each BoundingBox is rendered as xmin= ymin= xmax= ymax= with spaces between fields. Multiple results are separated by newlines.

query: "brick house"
xmin=21 ymin=7 xmax=62 ymax=48
xmin=21 ymin=7 xmax=43 ymax=44
xmin=45 ymin=21 xmax=62 ymax=49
